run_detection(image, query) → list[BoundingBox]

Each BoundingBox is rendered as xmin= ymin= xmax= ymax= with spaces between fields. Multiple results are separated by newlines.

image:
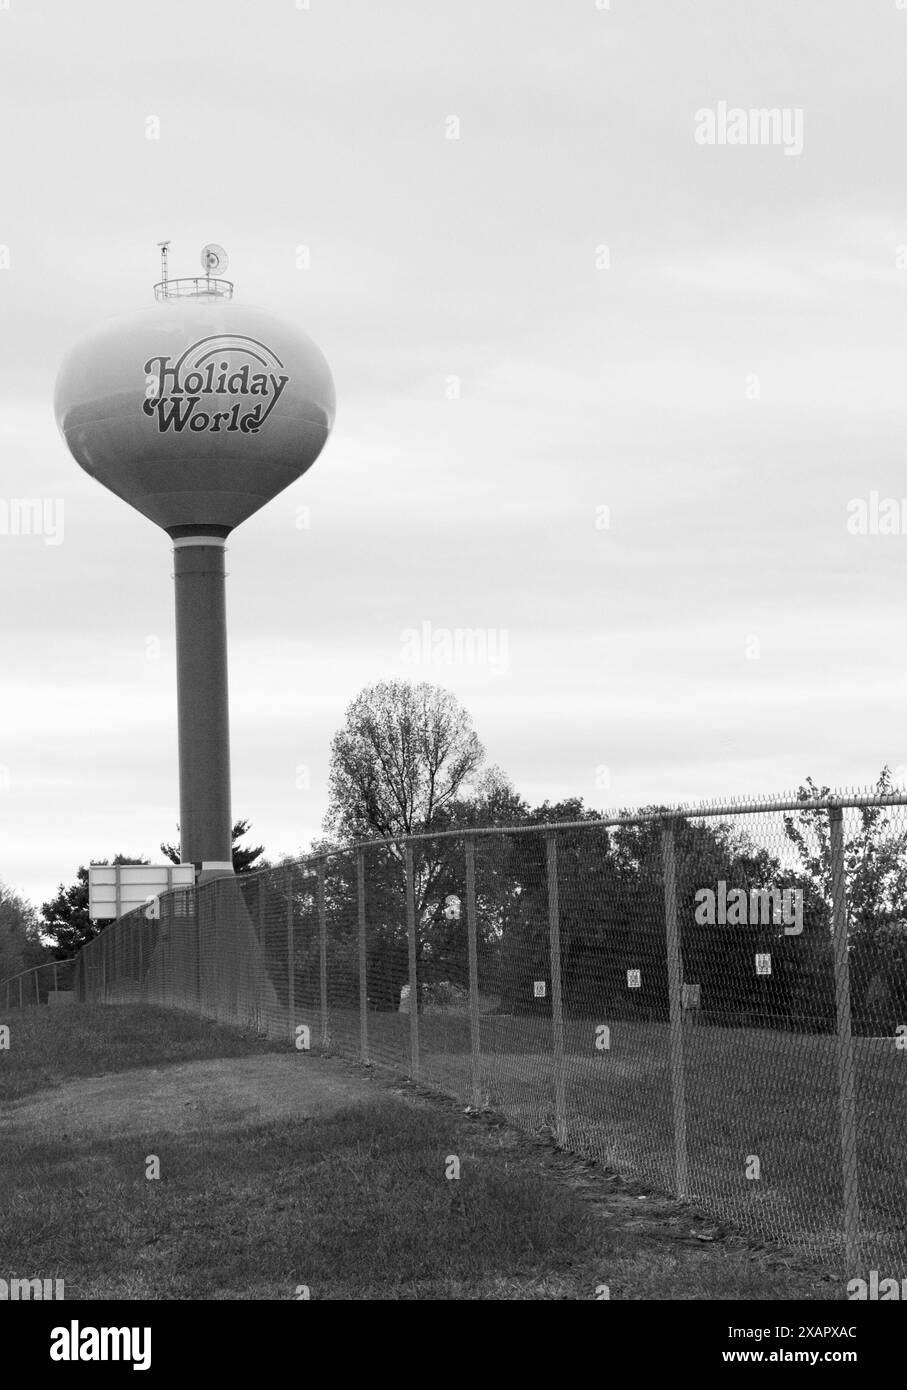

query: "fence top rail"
xmin=0 ymin=957 xmax=68 ymax=990
xmin=244 ymin=788 xmax=907 ymax=876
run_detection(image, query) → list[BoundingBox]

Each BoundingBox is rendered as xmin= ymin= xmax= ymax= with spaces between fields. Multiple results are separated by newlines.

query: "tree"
xmin=41 ymin=867 xmax=94 ymax=959
xmin=40 ymin=854 xmax=149 ymax=960
xmin=325 ymin=680 xmax=485 ymax=845
xmin=160 ymin=819 xmax=266 ymax=874
xmin=783 ymin=769 xmax=907 ymax=936
xmin=783 ymin=767 xmax=907 ymax=1031
xmin=0 ymin=882 xmax=45 ymax=980
xmin=323 ymin=681 xmax=486 ymax=1010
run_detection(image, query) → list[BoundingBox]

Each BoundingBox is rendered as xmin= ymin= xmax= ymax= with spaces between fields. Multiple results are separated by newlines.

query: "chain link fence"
xmin=17 ymin=792 xmax=907 ymax=1281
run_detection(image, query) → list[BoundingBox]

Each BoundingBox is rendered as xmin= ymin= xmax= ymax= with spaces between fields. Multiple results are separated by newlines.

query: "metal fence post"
xmin=465 ymin=835 xmax=482 ymax=1108
xmin=661 ymin=821 xmax=689 ymax=1199
xmin=196 ymin=889 xmax=203 ymax=1011
xmin=286 ymin=868 xmax=295 ymax=1039
xmin=205 ymin=887 xmax=214 ymax=1017
xmin=405 ymin=841 xmax=420 ymax=1080
xmin=317 ymin=859 xmax=328 ymax=1048
xmin=828 ymin=805 xmax=862 ymax=1276
xmin=546 ymin=831 xmax=567 ymax=1147
xmin=258 ymin=876 xmax=267 ymax=1036
xmin=53 ymin=961 xmax=58 ymax=994
xmin=357 ymin=848 xmax=369 ymax=1064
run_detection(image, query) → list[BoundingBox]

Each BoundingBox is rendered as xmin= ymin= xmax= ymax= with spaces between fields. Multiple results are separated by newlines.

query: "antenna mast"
xmin=158 ymin=240 xmax=170 ymax=293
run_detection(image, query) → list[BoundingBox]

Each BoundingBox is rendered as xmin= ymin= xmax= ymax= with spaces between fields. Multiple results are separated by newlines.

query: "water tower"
xmin=55 ymin=244 xmax=335 ymax=882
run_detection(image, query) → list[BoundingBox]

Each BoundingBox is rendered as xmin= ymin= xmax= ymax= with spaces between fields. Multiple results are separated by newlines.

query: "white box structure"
xmin=88 ymin=863 xmax=195 ymax=920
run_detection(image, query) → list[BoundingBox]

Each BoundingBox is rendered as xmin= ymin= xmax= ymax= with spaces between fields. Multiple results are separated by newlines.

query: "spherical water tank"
xmin=54 ymin=296 xmax=335 ymax=537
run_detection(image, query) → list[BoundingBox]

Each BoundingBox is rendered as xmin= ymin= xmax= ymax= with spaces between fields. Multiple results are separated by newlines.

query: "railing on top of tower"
xmin=153 ymin=276 xmax=234 ymax=302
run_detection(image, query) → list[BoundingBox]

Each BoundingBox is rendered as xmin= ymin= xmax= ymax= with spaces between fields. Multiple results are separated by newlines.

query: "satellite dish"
xmin=201 ymin=243 xmax=229 ymax=277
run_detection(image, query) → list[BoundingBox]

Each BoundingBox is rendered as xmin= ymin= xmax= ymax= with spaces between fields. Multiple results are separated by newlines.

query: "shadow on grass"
xmin=0 ymin=1005 xmax=285 ymax=1103
xmin=1 ymin=1092 xmax=836 ymax=1300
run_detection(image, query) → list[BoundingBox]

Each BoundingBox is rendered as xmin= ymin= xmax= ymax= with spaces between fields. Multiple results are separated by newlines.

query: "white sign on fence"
xmin=534 ymin=980 xmax=546 ymax=998
xmin=756 ymin=953 xmax=772 ymax=976
xmin=627 ymin=969 xmax=641 ymax=989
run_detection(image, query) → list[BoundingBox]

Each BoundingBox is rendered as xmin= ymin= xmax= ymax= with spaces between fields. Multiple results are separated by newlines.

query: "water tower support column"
xmin=172 ymin=536 xmax=234 ymax=881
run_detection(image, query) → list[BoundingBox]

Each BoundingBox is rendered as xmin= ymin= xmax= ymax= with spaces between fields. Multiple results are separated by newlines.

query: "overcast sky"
xmin=3 ymin=0 xmax=907 ymax=908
